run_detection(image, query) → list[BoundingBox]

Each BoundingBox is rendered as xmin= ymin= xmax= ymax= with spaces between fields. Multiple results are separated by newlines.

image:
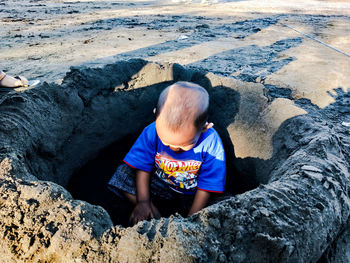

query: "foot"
xmin=0 ymin=72 xmax=28 ymax=88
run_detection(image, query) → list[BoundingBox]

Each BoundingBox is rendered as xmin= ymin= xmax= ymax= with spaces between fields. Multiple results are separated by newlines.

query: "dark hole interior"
xmin=66 ymin=131 xmax=204 ymax=226
xmin=64 ymin=62 xmax=260 ymax=227
xmin=67 ymin=132 xmax=138 ymax=227
xmin=67 ymin=126 xmax=258 ymax=227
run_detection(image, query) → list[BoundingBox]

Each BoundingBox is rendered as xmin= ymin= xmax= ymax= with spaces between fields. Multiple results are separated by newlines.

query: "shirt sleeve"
xmin=123 ymin=123 xmax=156 ymax=172
xmin=197 ymin=131 xmax=226 ymax=193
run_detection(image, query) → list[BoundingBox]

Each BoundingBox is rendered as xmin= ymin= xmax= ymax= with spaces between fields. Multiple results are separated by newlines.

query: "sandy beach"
xmin=1 ymin=0 xmax=349 ymax=108
xmin=0 ymin=1 xmax=350 ymax=262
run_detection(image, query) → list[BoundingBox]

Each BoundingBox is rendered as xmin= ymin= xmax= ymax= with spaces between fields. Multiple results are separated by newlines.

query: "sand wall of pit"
xmin=0 ymin=60 xmax=349 ymax=262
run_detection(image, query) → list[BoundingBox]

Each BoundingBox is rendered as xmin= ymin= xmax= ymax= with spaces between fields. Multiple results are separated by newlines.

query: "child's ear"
xmin=202 ymin=122 xmax=214 ymax=133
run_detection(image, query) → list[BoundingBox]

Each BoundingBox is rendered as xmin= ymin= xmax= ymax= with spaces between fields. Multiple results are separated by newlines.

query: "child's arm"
xmin=130 ymin=170 xmax=160 ymax=224
xmin=136 ymin=170 xmax=151 ymax=203
xmin=188 ymin=189 xmax=211 ymax=216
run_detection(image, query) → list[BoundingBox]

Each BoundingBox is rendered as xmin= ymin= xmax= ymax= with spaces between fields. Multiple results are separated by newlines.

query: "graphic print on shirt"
xmin=154 ymin=152 xmax=202 ymax=194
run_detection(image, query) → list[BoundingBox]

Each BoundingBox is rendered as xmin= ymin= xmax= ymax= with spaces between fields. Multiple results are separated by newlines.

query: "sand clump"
xmin=0 ymin=60 xmax=349 ymax=262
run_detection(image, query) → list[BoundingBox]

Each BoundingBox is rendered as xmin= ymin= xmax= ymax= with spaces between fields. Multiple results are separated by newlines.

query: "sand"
xmin=1 ymin=0 xmax=349 ymax=107
xmin=0 ymin=0 xmax=349 ymax=262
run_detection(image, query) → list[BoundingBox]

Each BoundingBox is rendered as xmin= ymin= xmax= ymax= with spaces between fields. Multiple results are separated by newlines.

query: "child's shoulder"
xmin=198 ymin=127 xmax=223 ymax=149
xmin=143 ymin=121 xmax=156 ymax=132
xmin=199 ymin=128 xmax=225 ymax=160
xmin=141 ymin=122 xmax=157 ymax=138
xmin=202 ymin=126 xmax=221 ymax=141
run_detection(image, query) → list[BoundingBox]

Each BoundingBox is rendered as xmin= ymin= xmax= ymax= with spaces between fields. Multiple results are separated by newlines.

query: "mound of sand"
xmin=0 ymin=60 xmax=349 ymax=262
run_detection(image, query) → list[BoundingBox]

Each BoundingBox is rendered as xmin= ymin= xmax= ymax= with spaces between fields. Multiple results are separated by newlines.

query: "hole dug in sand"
xmin=66 ymin=62 xmax=252 ymax=226
xmin=0 ymin=59 xmax=349 ymax=262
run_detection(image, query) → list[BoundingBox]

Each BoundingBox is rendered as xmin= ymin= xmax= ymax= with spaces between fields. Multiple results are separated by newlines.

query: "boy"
xmin=108 ymin=81 xmax=226 ymax=225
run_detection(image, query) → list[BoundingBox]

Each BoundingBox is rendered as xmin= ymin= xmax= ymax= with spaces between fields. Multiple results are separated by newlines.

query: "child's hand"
xmin=130 ymin=201 xmax=160 ymax=225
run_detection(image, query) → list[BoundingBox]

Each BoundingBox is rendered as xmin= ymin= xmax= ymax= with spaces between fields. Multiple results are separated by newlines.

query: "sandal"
xmin=0 ymin=72 xmax=40 ymax=91
xmin=0 ymin=72 xmax=29 ymax=88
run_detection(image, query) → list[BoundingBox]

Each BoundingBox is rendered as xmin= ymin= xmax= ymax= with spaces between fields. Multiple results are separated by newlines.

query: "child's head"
xmin=155 ymin=81 xmax=213 ymax=152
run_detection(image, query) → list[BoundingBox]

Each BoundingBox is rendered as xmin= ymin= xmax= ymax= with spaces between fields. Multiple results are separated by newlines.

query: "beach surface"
xmin=1 ymin=0 xmax=349 ymax=107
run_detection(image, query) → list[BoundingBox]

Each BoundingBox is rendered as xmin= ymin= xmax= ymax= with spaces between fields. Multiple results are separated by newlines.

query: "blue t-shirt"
xmin=123 ymin=122 xmax=226 ymax=194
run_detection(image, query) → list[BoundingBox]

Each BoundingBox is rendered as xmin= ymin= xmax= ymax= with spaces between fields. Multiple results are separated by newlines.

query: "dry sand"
xmin=1 ymin=0 xmax=349 ymax=108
